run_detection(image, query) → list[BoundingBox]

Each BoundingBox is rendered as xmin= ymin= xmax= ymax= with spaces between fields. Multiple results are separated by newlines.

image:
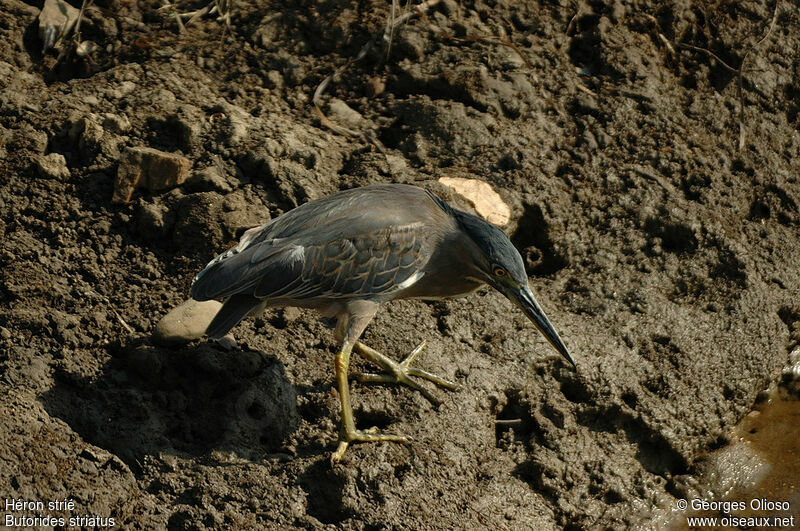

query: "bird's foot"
xmin=331 ymin=426 xmax=411 ymax=464
xmin=353 ymin=340 xmax=458 ymax=406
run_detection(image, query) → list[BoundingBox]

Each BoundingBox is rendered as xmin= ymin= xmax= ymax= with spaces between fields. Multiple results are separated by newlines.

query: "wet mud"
xmin=1 ymin=0 xmax=799 ymax=528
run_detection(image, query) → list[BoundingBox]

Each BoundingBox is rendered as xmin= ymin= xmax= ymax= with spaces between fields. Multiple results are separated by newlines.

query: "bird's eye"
xmin=493 ymin=267 xmax=506 ymax=277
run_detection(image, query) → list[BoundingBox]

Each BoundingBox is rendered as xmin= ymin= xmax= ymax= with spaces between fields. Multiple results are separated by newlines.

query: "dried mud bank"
xmin=1 ymin=0 xmax=799 ymax=528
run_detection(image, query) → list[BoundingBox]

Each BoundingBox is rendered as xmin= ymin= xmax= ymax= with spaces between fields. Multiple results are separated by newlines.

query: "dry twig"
xmin=111 ymin=308 xmax=135 ymax=334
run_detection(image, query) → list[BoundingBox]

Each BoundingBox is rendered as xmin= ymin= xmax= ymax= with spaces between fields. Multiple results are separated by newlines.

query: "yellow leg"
xmin=330 ymin=341 xmax=411 ymax=464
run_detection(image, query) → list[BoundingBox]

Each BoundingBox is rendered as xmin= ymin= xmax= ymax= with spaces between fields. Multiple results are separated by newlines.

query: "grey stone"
xmin=168 ymin=104 xmax=205 ymax=151
xmin=265 ymin=70 xmax=283 ymax=89
xmin=582 ymin=130 xmax=599 ymax=150
xmin=152 ymin=299 xmax=223 ymax=346
xmin=28 ymin=129 xmax=49 ymax=154
xmin=595 ymin=127 xmax=611 ymax=148
xmin=574 ymin=94 xmax=599 ymax=114
xmin=215 ymin=102 xmax=251 ymax=146
xmin=34 ymin=153 xmax=70 ymax=180
xmin=70 ymin=115 xmax=122 ymax=165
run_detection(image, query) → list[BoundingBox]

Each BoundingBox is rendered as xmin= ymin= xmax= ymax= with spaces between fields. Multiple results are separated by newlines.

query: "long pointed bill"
xmin=511 ymin=286 xmax=576 ymax=370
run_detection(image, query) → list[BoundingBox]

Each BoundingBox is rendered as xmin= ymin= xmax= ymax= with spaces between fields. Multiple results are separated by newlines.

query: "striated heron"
xmin=190 ymin=183 xmax=575 ymax=462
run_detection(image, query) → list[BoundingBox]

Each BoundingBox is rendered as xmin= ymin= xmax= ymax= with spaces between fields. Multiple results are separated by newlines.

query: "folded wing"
xmin=191 ymin=224 xmax=427 ymax=303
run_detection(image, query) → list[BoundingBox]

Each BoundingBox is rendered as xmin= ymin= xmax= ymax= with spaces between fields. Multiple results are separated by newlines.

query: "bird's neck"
xmin=400 ymin=230 xmax=486 ymax=300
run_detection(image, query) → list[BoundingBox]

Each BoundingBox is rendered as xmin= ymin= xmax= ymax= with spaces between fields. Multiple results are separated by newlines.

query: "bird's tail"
xmin=206 ymin=294 xmax=262 ymax=339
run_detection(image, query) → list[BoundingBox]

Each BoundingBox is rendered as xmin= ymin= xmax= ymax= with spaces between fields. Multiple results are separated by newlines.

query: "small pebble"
xmin=34 ymin=153 xmax=70 ymax=180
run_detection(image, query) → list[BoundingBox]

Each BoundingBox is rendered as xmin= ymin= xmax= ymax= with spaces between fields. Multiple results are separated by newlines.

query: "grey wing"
xmin=254 ymin=225 xmax=428 ymax=301
xmin=190 ymin=239 xmax=304 ymax=301
xmin=192 ymin=220 xmax=429 ymax=302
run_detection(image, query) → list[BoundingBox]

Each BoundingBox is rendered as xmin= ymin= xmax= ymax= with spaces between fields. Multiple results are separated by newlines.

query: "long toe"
xmin=405 ymin=367 xmax=458 ymax=390
xmin=353 ymin=341 xmax=458 ymax=402
xmin=355 ymin=370 xmax=443 ymax=406
xmin=331 ymin=428 xmax=412 ymax=464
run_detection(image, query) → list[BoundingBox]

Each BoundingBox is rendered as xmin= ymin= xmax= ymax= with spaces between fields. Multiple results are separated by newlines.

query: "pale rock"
xmin=438 ymin=177 xmax=511 ymax=226
xmin=114 ymin=146 xmax=191 ymax=203
xmin=38 ymin=0 xmax=80 ymax=52
xmin=69 ymin=115 xmax=122 ymax=164
xmin=35 ymin=153 xmax=70 ymax=180
xmin=152 ymin=299 xmax=222 ymax=346
xmin=385 ymin=154 xmax=408 ymax=175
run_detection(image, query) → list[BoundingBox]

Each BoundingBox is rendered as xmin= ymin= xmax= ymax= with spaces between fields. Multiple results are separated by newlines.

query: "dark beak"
xmin=510 ymin=286 xmax=576 ymax=370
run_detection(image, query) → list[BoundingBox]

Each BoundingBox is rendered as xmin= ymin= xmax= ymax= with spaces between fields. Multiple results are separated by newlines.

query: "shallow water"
xmin=732 ymin=394 xmax=800 ymax=520
xmin=672 ymin=392 xmax=800 ymax=530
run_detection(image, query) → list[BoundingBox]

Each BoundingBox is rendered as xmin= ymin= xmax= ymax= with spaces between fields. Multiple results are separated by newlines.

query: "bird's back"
xmin=190 ymin=184 xmax=455 ymax=304
xmin=259 ymin=184 xmax=443 ymax=244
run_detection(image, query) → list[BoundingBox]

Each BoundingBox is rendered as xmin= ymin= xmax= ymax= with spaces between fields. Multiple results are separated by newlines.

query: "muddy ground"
xmin=1 ymin=0 xmax=799 ymax=529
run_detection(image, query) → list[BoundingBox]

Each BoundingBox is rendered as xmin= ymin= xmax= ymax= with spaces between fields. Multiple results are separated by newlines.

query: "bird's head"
xmin=454 ymin=210 xmax=576 ymax=370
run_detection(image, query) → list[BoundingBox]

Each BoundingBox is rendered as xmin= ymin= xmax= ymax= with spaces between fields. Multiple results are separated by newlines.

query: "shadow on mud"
xmin=298 ymin=459 xmax=351 ymax=524
xmin=39 ymin=338 xmax=299 ymax=473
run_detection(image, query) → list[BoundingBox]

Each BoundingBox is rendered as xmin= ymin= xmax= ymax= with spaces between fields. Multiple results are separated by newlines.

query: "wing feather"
xmin=191 ymin=187 xmax=438 ymax=303
xmin=191 ymin=241 xmax=304 ymax=301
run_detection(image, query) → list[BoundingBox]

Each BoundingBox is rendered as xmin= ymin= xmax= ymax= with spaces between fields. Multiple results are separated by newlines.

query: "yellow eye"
xmin=493 ymin=267 xmax=506 ymax=277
